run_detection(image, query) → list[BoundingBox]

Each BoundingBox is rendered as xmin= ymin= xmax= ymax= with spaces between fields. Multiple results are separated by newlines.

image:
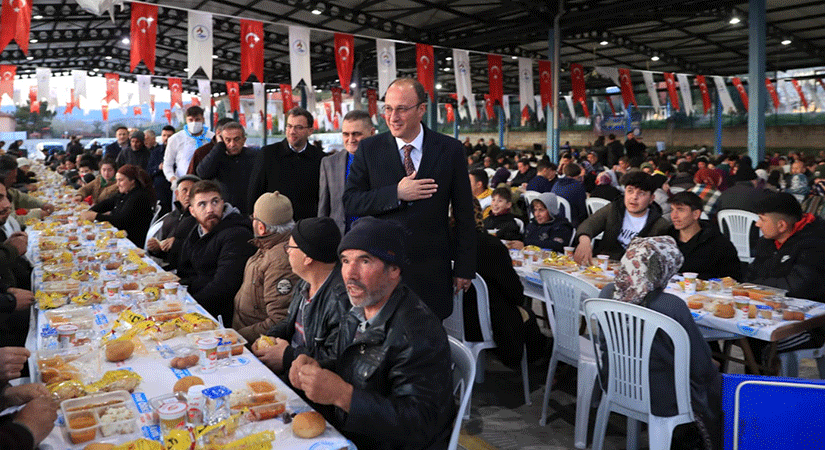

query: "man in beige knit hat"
xmin=232 ymin=191 xmax=301 ymax=342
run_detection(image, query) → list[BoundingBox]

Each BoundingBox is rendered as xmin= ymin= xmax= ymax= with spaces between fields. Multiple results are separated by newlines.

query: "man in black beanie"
xmin=289 ymin=217 xmax=454 ymax=450
xmin=253 ymin=217 xmax=350 ymax=377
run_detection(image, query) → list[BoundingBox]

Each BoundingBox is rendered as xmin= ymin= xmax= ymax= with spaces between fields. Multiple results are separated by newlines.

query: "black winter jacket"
xmin=670 ymin=221 xmax=742 ymax=281
xmin=575 ymin=196 xmax=670 ymax=260
xmin=90 ymin=187 xmax=153 ymax=247
xmin=523 ymin=216 xmax=574 ymax=252
xmin=321 ymin=284 xmax=454 ymax=450
xmin=266 ymin=268 xmax=350 ymax=375
xmin=178 ymin=207 xmax=257 ymax=321
xmin=746 ymin=215 xmax=825 ymax=301
xmin=196 ymin=142 xmax=257 ymax=215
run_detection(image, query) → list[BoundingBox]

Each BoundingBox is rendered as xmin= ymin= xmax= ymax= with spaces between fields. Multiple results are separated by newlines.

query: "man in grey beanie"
xmin=289 ymin=217 xmax=454 ymax=450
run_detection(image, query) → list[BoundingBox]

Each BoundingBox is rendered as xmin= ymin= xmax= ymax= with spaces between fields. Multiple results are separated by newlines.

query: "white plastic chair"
xmin=143 ymin=218 xmax=165 ymax=250
xmin=779 ymin=342 xmax=825 ymax=378
xmin=448 ymin=336 xmax=476 ymax=450
xmin=149 ymin=200 xmax=163 ymax=226
xmin=717 ymin=209 xmax=759 ymax=263
xmin=586 ymin=197 xmax=610 ymax=216
xmin=538 ymin=268 xmax=600 ymax=449
xmin=514 ymin=217 xmax=525 ymax=234
xmin=484 ymin=167 xmax=496 ymax=180
xmin=669 ymin=186 xmax=686 ymax=194
xmin=523 ymin=190 xmax=542 ymax=208
xmin=556 ymin=196 xmax=573 ymax=223
xmin=584 ymin=298 xmax=695 ymax=450
xmin=442 ymin=274 xmax=531 ymax=417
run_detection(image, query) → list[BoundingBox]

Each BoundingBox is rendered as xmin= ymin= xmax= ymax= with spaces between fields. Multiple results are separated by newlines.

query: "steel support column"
xmin=748 ymin=0 xmax=767 ymax=164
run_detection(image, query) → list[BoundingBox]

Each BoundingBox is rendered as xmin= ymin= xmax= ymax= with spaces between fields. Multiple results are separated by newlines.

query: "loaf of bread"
xmin=714 ymin=302 xmax=735 ymax=319
xmin=783 ymin=310 xmax=805 ymax=321
xmin=173 ymin=375 xmax=204 ymax=393
xmin=292 ymin=411 xmax=326 ymax=438
xmin=105 ymin=340 xmax=135 ymax=362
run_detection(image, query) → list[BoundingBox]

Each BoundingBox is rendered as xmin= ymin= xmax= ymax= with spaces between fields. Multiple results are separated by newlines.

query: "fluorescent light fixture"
xmin=511 ymin=56 xmax=518 ymax=60
xmin=311 ymin=9 xmax=322 ymax=15
xmin=350 ymin=82 xmax=356 ymax=88
xmin=781 ymin=39 xmax=792 ymax=45
xmin=105 ymin=56 xmax=112 ymax=60
xmin=445 ymin=56 xmax=452 ymax=61
xmin=33 ymin=15 xmax=43 ymax=19
xmin=599 ymin=40 xmax=609 ymax=46
xmin=436 ymin=83 xmax=443 ymax=89
xmin=26 ymin=56 xmax=33 ymax=60
xmin=121 ymin=38 xmax=130 ymax=45
xmin=729 ymin=17 xmax=740 ymax=24
xmin=651 ymin=56 xmax=660 ymax=61
xmin=30 ymin=39 xmax=38 ymax=43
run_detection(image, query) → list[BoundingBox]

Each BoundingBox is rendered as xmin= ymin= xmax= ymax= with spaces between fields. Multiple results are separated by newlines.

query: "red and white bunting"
xmin=366 ymin=89 xmax=378 ymax=119
xmin=331 ymin=87 xmax=343 ymax=127
xmin=483 ymin=94 xmax=494 ymax=119
xmin=663 ymin=73 xmax=680 ymax=111
xmin=765 ymin=78 xmax=781 ymax=110
xmin=570 ymin=63 xmax=589 ymax=118
xmin=226 ymin=81 xmax=240 ymax=113
xmin=105 ymin=73 xmax=119 ymax=104
xmin=288 ymin=26 xmax=311 ymax=89
xmin=0 ymin=65 xmax=14 ymax=101
xmin=731 ymin=77 xmax=748 ymax=110
xmin=239 ymin=113 xmax=246 ymax=127
xmin=334 ymin=33 xmax=354 ymax=93
xmin=0 ymin=0 xmax=32 ymax=54
xmin=538 ymin=60 xmax=552 ymax=110
xmin=618 ymin=68 xmax=637 ymax=108
xmin=240 ymin=19 xmax=264 ymax=83
xmin=323 ymin=102 xmax=332 ymax=123
xmin=100 ymin=103 xmax=108 ymax=121
xmin=133 ymin=106 xmax=142 ymax=116
xmin=188 ymin=12 xmax=213 ymax=79
xmin=164 ymin=109 xmax=172 ymax=124
xmin=695 ymin=75 xmax=711 ymax=114
xmin=445 ymin=103 xmax=454 ymax=122
xmin=279 ymin=84 xmax=293 ymax=113
xmin=790 ymin=79 xmax=808 ymax=110
xmin=168 ymin=77 xmax=183 ymax=109
xmin=416 ymin=43 xmax=434 ymax=101
xmin=487 ymin=55 xmax=503 ymax=106
xmin=130 ymin=3 xmax=157 ymax=73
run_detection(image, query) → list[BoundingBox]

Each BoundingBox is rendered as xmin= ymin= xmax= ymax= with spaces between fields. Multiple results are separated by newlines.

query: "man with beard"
xmin=289 ymin=218 xmax=454 ymax=450
xmin=177 ymin=180 xmax=256 ymax=322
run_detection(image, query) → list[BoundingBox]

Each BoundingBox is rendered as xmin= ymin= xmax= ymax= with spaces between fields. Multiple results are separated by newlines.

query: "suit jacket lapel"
xmin=386 ymin=133 xmax=407 ymax=181
xmin=417 ymin=125 xmax=438 ymax=178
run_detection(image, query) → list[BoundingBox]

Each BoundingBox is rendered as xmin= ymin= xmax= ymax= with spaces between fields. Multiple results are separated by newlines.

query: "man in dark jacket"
xmin=290 ymin=218 xmax=454 ymax=450
xmin=624 ymin=132 xmax=645 ymax=167
xmin=510 ymin=158 xmax=537 ymax=187
xmin=574 ymin=171 xmax=670 ymax=264
xmin=196 ymin=121 xmax=257 ymax=215
xmin=177 ymin=180 xmax=256 ymax=322
xmin=247 ymin=107 xmax=323 ymax=221
xmin=146 ymin=174 xmax=199 ymax=269
xmin=667 ymin=192 xmax=741 ymax=280
xmin=253 ymin=217 xmax=348 ymax=375
xmin=115 ymin=130 xmax=151 ymax=170
xmin=103 ymin=126 xmax=130 ymax=160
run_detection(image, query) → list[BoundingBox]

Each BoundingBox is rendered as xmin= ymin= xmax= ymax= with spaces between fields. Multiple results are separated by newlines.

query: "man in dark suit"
xmin=343 ymin=78 xmax=477 ymax=319
xmin=318 ymin=110 xmax=375 ymax=234
xmin=248 ymin=107 xmax=323 ymax=221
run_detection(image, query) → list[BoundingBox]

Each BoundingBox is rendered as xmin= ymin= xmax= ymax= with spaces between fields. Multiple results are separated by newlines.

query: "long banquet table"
xmin=23 ymin=178 xmax=353 ymax=449
xmin=515 ymin=254 xmax=825 ymax=375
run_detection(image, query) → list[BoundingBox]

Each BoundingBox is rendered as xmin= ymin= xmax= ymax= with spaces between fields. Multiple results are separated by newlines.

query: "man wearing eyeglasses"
xmin=343 ymin=78 xmax=476 ymax=320
xmin=177 ymin=180 xmax=257 ymax=323
xmin=319 ymin=110 xmax=376 ymax=234
xmin=196 ymin=121 xmax=257 ymax=215
xmin=248 ymin=107 xmax=324 ymax=221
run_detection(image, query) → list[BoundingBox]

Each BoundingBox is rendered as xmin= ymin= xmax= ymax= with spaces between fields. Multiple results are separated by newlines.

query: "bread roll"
xmin=714 ymin=303 xmax=735 ymax=319
xmin=105 ymin=340 xmax=135 ymax=362
xmin=173 ymin=375 xmax=204 ymax=393
xmin=783 ymin=310 xmax=805 ymax=321
xmin=292 ymin=411 xmax=325 ymax=438
xmin=254 ymin=335 xmax=276 ymax=350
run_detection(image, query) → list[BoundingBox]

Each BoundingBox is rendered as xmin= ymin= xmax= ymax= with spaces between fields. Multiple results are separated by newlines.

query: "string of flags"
xmin=1 ymin=0 xmax=824 ymax=129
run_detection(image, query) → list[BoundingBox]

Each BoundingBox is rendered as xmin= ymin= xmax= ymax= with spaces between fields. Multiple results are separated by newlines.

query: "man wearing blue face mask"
xmin=163 ymin=106 xmax=215 ymax=187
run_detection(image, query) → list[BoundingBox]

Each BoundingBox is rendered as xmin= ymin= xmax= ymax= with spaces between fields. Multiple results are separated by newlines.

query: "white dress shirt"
xmin=394 ymin=125 xmax=424 ymax=172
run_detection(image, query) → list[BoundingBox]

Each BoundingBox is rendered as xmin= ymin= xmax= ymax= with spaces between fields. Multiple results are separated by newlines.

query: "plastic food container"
xmin=158 ymin=402 xmax=187 ymax=435
xmin=61 ymin=390 xmax=137 ymax=444
xmin=44 ymin=306 xmax=95 ymax=330
xmin=189 ymin=329 xmax=248 ymax=358
xmin=142 ymin=300 xmax=186 ymax=322
xmin=41 ymin=279 xmax=81 ymax=298
xmin=228 ymin=383 xmax=288 ymax=422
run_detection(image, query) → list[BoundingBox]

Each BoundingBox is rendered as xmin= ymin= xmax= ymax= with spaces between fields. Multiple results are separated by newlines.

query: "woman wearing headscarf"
xmin=599 ymin=236 xmax=722 ymax=449
xmin=688 ymin=168 xmax=723 ymax=217
xmin=80 ymin=164 xmax=155 ymax=247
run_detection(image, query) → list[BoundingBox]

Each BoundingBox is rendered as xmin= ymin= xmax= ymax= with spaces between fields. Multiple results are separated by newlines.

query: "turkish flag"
xmin=731 ymin=77 xmax=748 ymax=110
xmin=488 ymin=55 xmax=503 ymax=106
xmin=765 ymin=78 xmax=780 ymax=110
xmin=0 ymin=65 xmax=14 ymax=100
xmin=663 ymin=72 xmax=680 ymax=111
xmin=445 ymin=103 xmax=454 ymax=122
xmin=168 ymin=77 xmax=183 ymax=109
xmin=65 ymin=88 xmax=75 ymax=114
xmin=240 ymin=19 xmax=264 ymax=83
xmin=818 ymin=78 xmax=825 ymax=93
xmin=189 ymin=96 xmax=200 ymax=106
xmin=416 ymin=43 xmax=435 ymax=101
xmin=239 ymin=113 xmax=246 ymax=127
xmin=618 ymin=68 xmax=637 ymax=108
xmin=213 ymin=111 xmax=219 ymax=126
xmin=0 ymin=0 xmax=32 ymax=54
xmin=695 ymin=75 xmax=711 ymax=114
xmin=226 ymin=82 xmax=240 ymax=113
xmin=570 ymin=63 xmax=589 ymax=118
xmin=133 ymin=106 xmax=142 ymax=116
xmin=366 ymin=88 xmax=378 ymax=118
xmin=605 ymin=96 xmax=616 ymax=115
xmin=332 ymin=114 xmax=340 ymax=130
xmin=483 ymin=94 xmax=494 ymax=119
xmin=790 ymin=79 xmax=808 ymax=110
xmin=101 ymin=103 xmax=108 ymax=121
xmin=521 ymin=106 xmax=530 ymax=125
xmin=164 ymin=109 xmax=172 ymax=124
xmin=538 ymin=60 xmax=552 ymax=109
xmin=266 ymin=114 xmax=273 ymax=131
xmin=334 ymin=33 xmax=354 ymax=93
xmin=279 ymin=84 xmax=293 ymax=112
xmin=130 ymin=3 xmax=157 ymax=73
xmin=150 ymin=94 xmax=156 ymax=113
xmin=105 ymin=73 xmax=119 ymax=104
xmin=324 ymin=102 xmax=332 ymax=122
xmin=28 ymin=85 xmax=36 ymax=112
xmin=331 ymin=87 xmax=343 ymax=125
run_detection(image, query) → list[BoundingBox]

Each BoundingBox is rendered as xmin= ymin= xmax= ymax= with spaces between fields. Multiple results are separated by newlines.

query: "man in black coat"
xmin=177 ymin=180 xmax=256 ymax=322
xmin=343 ymin=78 xmax=477 ymax=320
xmin=247 ymin=107 xmax=323 ymax=221
xmin=103 ymin=126 xmax=130 ymax=160
xmin=115 ymin=130 xmax=151 ymax=170
xmin=197 ymin=121 xmax=257 ymax=215
xmin=624 ymin=132 xmax=645 ymax=167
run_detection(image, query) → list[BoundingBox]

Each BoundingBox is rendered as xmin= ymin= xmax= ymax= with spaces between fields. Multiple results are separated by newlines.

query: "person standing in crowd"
xmin=80 ymin=164 xmax=155 ymax=247
xmin=785 ymin=158 xmax=810 ymax=203
xmin=252 ymin=217 xmax=347 ymax=376
xmin=574 ymin=171 xmax=669 ymax=265
xmin=177 ymin=180 xmax=256 ymax=323
xmin=115 ymin=130 xmax=150 ymax=170
xmin=716 ymin=158 xmax=769 ymax=213
xmin=232 ymin=192 xmax=301 ymax=343
xmin=343 ymin=78 xmax=476 ymax=320
xmin=146 ymin=174 xmax=200 ymax=270
xmin=551 ymin=162 xmax=588 ymax=227
xmin=624 ymin=132 xmax=645 ymax=167
xmin=196 ymin=121 xmax=257 ymax=215
xmin=606 ymin=133 xmax=624 ymax=169
xmin=163 ymin=106 xmax=213 ymax=187
xmin=248 ymin=107 xmax=323 ymax=221
xmin=474 ymin=138 xmax=487 ymax=154
xmin=146 ymin=129 xmax=172 ymax=215
xmin=486 ymin=138 xmax=501 ymax=162
xmin=289 ymin=218 xmax=454 ymax=450
xmin=318 ymin=110 xmax=375 ymax=234
xmin=103 ymin=126 xmax=130 ymax=160
xmin=525 ymin=160 xmax=558 ymax=193
xmin=667 ymin=192 xmax=741 ymax=280
xmin=74 ymin=158 xmax=118 ymax=205
xmin=188 ymin=117 xmax=234 ymax=175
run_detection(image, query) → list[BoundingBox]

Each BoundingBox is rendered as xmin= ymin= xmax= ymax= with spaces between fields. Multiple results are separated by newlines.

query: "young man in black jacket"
xmin=667 ymin=192 xmax=741 ymax=280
